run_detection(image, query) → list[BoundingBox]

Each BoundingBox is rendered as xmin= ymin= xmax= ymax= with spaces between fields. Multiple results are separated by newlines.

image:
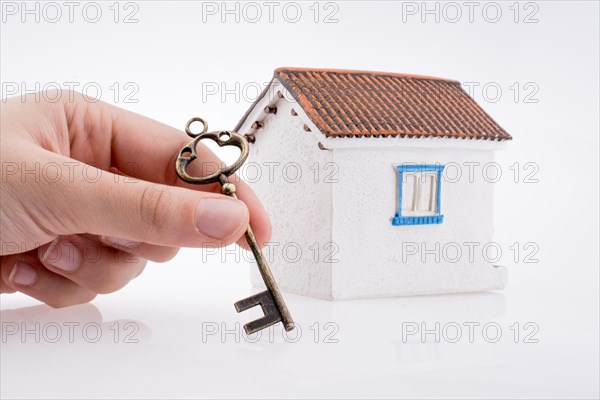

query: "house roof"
xmin=238 ymin=67 xmax=511 ymax=141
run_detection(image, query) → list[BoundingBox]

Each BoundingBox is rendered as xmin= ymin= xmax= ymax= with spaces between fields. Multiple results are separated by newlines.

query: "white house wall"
xmin=330 ymin=146 xmax=507 ymax=299
xmin=246 ymin=96 xmax=335 ymax=298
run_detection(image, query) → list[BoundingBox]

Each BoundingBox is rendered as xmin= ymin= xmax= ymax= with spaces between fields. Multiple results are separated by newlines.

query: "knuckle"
xmin=139 ymin=185 xmax=174 ymax=231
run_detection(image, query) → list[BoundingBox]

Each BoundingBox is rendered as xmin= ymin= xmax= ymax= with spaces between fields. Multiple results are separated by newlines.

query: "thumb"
xmin=47 ymin=159 xmax=249 ymax=248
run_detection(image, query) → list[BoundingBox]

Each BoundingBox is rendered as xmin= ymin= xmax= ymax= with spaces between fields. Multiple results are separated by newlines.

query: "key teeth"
xmin=234 ymin=290 xmax=272 ymax=313
xmin=235 ymin=290 xmax=283 ymax=335
xmin=243 ymin=314 xmax=282 ymax=336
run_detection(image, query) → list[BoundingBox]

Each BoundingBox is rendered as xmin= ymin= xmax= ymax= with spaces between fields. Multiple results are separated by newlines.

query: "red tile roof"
xmin=268 ymin=67 xmax=511 ymax=141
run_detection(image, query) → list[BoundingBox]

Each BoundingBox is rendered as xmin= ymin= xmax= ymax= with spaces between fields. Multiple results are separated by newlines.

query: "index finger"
xmin=62 ymin=95 xmax=271 ymax=248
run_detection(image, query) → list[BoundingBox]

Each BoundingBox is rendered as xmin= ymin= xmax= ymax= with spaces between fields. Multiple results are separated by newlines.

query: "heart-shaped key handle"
xmin=175 ymin=117 xmax=249 ymax=185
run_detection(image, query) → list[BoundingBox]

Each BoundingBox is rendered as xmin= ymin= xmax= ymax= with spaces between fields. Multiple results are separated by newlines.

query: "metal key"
xmin=175 ymin=117 xmax=295 ymax=335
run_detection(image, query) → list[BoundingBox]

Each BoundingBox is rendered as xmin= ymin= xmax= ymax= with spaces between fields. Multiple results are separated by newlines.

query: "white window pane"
xmin=429 ymin=174 xmax=438 ymax=213
xmin=416 ymin=173 xmax=437 ymax=214
xmin=417 ymin=174 xmax=430 ymax=212
xmin=401 ymin=173 xmax=416 ymax=213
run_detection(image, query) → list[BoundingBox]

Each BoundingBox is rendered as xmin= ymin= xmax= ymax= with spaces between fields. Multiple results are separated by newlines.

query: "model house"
xmin=235 ymin=67 xmax=512 ymax=299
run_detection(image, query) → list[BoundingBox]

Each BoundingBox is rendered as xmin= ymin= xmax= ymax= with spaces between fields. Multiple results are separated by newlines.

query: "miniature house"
xmin=235 ymin=67 xmax=512 ymax=300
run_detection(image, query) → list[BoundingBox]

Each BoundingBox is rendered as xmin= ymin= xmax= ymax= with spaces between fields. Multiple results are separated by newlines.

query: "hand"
xmin=0 ymin=90 xmax=271 ymax=307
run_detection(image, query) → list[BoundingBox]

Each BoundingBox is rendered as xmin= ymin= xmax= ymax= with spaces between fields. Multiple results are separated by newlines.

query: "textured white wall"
xmin=246 ymin=97 xmax=334 ymax=298
xmin=331 ymin=145 xmax=507 ymax=299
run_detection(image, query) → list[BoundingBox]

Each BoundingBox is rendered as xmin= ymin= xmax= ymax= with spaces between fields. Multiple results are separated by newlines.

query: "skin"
xmin=0 ymin=90 xmax=271 ymax=307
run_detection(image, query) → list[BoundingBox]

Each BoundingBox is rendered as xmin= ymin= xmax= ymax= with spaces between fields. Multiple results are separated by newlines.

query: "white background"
xmin=1 ymin=1 xmax=599 ymax=398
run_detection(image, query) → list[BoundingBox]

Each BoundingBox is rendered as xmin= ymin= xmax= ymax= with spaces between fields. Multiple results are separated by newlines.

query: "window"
xmin=392 ymin=164 xmax=444 ymax=225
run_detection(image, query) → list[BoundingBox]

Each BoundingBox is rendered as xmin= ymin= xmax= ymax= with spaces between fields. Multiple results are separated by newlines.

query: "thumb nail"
xmin=195 ymin=198 xmax=247 ymax=240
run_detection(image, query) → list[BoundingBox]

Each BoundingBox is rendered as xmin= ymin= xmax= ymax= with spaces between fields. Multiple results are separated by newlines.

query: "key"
xmin=175 ymin=117 xmax=295 ymax=335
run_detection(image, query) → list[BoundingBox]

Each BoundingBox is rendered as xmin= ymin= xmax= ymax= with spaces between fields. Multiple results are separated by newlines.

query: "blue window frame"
xmin=392 ymin=164 xmax=445 ymax=226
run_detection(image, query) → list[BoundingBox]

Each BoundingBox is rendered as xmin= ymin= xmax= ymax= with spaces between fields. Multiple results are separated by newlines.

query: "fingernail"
xmin=195 ymin=198 xmax=247 ymax=240
xmin=100 ymin=236 xmax=139 ymax=253
xmin=8 ymin=262 xmax=37 ymax=287
xmin=42 ymin=238 xmax=81 ymax=272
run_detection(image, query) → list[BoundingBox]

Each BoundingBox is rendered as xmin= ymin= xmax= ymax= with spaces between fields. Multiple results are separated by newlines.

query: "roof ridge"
xmin=274 ymin=67 xmax=460 ymax=84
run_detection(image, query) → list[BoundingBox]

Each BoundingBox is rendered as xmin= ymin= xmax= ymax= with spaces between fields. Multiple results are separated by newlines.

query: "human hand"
xmin=0 ymin=91 xmax=270 ymax=307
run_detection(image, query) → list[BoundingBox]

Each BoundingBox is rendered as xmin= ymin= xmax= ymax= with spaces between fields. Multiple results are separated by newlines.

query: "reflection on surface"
xmin=1 ymin=290 xmax=595 ymax=398
xmin=137 ymin=291 xmax=508 ymax=398
xmin=0 ymin=303 xmax=151 ymax=345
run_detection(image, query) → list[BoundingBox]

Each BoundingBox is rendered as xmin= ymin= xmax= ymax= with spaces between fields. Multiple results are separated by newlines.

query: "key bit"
xmin=234 ymin=290 xmax=282 ymax=335
xmin=175 ymin=117 xmax=295 ymax=336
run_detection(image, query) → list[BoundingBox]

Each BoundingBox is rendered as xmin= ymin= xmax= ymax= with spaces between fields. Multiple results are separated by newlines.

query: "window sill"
xmin=391 ymin=214 xmax=444 ymax=226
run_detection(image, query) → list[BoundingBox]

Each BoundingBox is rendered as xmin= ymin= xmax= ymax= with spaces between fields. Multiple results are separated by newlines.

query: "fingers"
xmin=0 ymin=234 xmax=149 ymax=307
xmin=59 ymin=94 xmax=271 ymax=247
xmin=37 ymin=235 xmax=147 ymax=295
xmin=1 ymin=252 xmax=97 ymax=308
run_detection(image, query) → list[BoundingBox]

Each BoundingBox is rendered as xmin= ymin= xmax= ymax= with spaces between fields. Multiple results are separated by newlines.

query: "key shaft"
xmin=220 ymin=174 xmax=295 ymax=333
